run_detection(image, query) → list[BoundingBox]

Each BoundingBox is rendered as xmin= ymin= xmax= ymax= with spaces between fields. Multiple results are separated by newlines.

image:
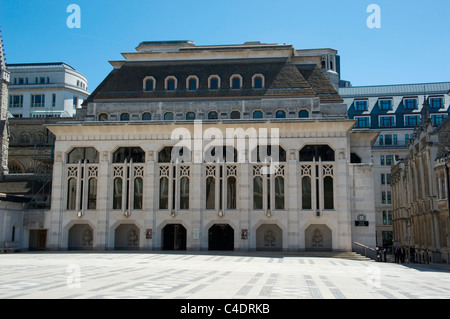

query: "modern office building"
xmin=6 ymin=62 xmax=90 ymax=118
xmin=340 ymin=82 xmax=450 ymax=249
xmin=44 ymin=40 xmax=378 ymax=252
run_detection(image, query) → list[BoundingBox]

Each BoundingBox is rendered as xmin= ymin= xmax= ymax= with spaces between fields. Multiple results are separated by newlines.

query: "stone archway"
xmin=305 ymin=224 xmax=332 ymax=252
xmin=162 ymin=224 xmax=187 ymax=250
xmin=208 ymin=224 xmax=234 ymax=251
xmin=114 ymin=224 xmax=140 ymax=250
xmin=68 ymin=224 xmax=94 ymax=251
xmin=256 ymin=224 xmax=282 ymax=251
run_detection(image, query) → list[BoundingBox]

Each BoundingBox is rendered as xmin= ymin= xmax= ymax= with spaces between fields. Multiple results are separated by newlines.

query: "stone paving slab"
xmin=0 ymin=251 xmax=450 ymax=300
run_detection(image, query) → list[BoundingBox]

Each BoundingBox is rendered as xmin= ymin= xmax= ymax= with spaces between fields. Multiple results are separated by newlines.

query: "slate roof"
xmin=83 ymin=58 xmax=343 ymax=105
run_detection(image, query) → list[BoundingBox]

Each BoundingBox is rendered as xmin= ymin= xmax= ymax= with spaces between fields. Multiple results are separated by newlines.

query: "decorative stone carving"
xmin=312 ymin=229 xmax=323 ymax=248
xmin=127 ymin=229 xmax=139 ymax=246
xmin=264 ymin=230 xmax=276 ymax=247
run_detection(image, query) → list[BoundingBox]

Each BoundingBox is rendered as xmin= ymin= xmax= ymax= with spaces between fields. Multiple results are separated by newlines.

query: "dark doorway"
xmin=29 ymin=230 xmax=47 ymax=251
xmin=208 ymin=224 xmax=234 ymax=251
xmin=162 ymin=224 xmax=187 ymax=250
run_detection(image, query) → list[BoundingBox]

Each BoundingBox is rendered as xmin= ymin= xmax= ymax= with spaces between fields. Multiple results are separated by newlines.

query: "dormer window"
xmin=186 ymin=76 xmax=199 ymax=91
xmin=230 ymin=75 xmax=242 ymax=89
xmin=165 ymin=76 xmax=177 ymax=91
xmin=275 ymin=110 xmax=286 ymax=119
xmin=143 ymin=76 xmax=156 ymax=91
xmin=208 ymin=75 xmax=220 ymax=90
xmin=252 ymin=74 xmax=264 ymax=89
xmin=208 ymin=111 xmax=218 ymax=120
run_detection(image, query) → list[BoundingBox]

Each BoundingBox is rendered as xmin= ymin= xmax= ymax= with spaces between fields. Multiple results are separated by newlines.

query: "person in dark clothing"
xmin=409 ymin=246 xmax=416 ymax=263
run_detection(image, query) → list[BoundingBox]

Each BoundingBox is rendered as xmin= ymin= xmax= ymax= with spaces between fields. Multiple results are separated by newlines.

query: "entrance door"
xmin=208 ymin=224 xmax=234 ymax=251
xmin=29 ymin=230 xmax=47 ymax=251
xmin=162 ymin=224 xmax=187 ymax=250
xmin=37 ymin=230 xmax=47 ymax=250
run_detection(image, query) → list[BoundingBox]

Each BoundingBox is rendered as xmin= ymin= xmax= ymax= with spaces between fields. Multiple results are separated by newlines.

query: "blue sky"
xmin=1 ymin=0 xmax=449 ymax=91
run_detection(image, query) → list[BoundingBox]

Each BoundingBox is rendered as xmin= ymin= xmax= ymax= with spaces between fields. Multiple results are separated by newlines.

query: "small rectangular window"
xmin=404 ymin=99 xmax=417 ymax=109
xmin=355 ymin=116 xmax=370 ymax=128
xmin=379 ymin=116 xmax=395 ymax=127
xmin=355 ymin=100 xmax=368 ymax=111
xmin=430 ymin=97 xmax=443 ymax=109
xmin=379 ymin=99 xmax=392 ymax=110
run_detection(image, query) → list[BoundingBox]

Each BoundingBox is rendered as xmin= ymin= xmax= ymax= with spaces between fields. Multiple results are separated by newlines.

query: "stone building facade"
xmin=391 ymin=117 xmax=450 ymax=263
xmin=340 ymin=82 xmax=450 ymax=250
xmin=45 ymin=41 xmax=378 ymax=252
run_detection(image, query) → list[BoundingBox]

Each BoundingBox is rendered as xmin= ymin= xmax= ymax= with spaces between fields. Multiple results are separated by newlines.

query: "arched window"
xmin=66 ymin=147 xmax=99 ymax=211
xmin=142 ymin=112 xmax=152 ymax=121
xmin=158 ymin=146 xmax=191 ymax=164
xmin=324 ymin=176 xmax=334 ymax=209
xmin=19 ymin=132 xmax=31 ymax=145
xmin=113 ymin=147 xmax=145 ymax=163
xmin=67 ymin=147 xmax=99 ymax=164
xmin=253 ymin=175 xmax=263 ymax=209
xmin=230 ymin=75 xmax=242 ymax=89
xmin=252 ymin=145 xmax=286 ymax=163
xmin=206 ymin=176 xmax=216 ymax=209
xmin=34 ymin=133 xmax=46 ymax=146
xmin=252 ymin=74 xmax=264 ymax=89
xmin=143 ymin=76 xmax=156 ymax=91
xmin=134 ymin=177 xmax=143 ymax=210
xmin=164 ymin=112 xmax=174 ymax=121
xmin=180 ymin=176 xmax=190 ymax=209
xmin=275 ymin=176 xmax=284 ymax=210
xmin=299 ymin=110 xmax=309 ymax=118
xmin=253 ymin=110 xmax=263 ymax=119
xmin=230 ymin=110 xmax=241 ymax=119
xmin=227 ymin=176 xmax=237 ymax=209
xmin=275 ymin=110 xmax=286 ymax=118
xmin=186 ymin=112 xmax=196 ymax=120
xmin=208 ymin=75 xmax=220 ymax=90
xmin=112 ymin=147 xmax=145 ymax=211
xmin=301 ymin=176 xmax=312 ymax=209
xmin=120 ymin=113 xmax=130 ymax=121
xmin=165 ymin=77 xmax=177 ymax=90
xmin=186 ymin=76 xmax=199 ymax=91
xmin=159 ymin=177 xmax=169 ymax=209
xmin=299 ymin=145 xmax=335 ymax=162
xmin=208 ymin=111 xmax=218 ymax=120
xmin=98 ymin=113 xmax=108 ymax=121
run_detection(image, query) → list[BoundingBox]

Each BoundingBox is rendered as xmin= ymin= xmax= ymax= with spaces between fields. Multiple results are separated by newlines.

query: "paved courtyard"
xmin=1 ymin=251 xmax=450 ymax=300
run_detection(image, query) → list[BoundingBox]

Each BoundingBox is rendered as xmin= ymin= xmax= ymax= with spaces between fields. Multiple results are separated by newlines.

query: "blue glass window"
xmin=299 ymin=110 xmax=309 ymax=118
xmin=232 ymin=77 xmax=241 ymax=89
xmin=379 ymin=100 xmax=392 ymax=110
xmin=164 ymin=112 xmax=174 ymax=120
xmin=379 ymin=116 xmax=395 ymax=127
xmin=254 ymin=77 xmax=263 ymax=89
xmin=430 ymin=97 xmax=443 ymax=109
xmin=253 ymin=110 xmax=263 ymax=119
xmin=142 ymin=112 xmax=152 ymax=121
xmin=208 ymin=111 xmax=218 ymax=120
xmin=210 ymin=78 xmax=219 ymax=90
xmin=404 ymin=99 xmax=417 ymax=109
xmin=355 ymin=100 xmax=368 ymax=111
xmin=354 ymin=117 xmax=370 ymax=128
xmin=186 ymin=112 xmax=196 ymax=120
xmin=146 ymin=79 xmax=154 ymax=91
xmin=431 ymin=114 xmax=447 ymax=126
xmin=167 ymin=79 xmax=176 ymax=91
xmin=188 ymin=78 xmax=197 ymax=90
xmin=404 ymin=115 xmax=420 ymax=127
xmin=275 ymin=110 xmax=286 ymax=118
xmin=120 ymin=113 xmax=130 ymax=121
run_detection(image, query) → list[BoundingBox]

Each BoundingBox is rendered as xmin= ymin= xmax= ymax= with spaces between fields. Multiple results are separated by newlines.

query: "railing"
xmin=353 ymin=242 xmax=377 ymax=260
